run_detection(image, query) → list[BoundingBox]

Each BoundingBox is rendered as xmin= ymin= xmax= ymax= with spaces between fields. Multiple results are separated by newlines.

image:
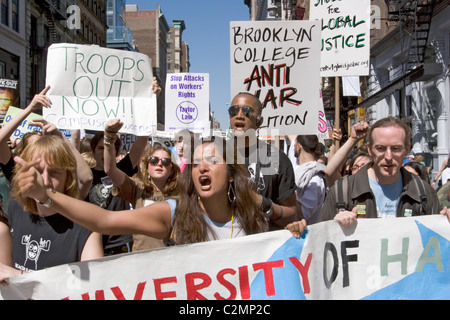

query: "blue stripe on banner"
xmin=363 ymin=221 xmax=450 ymax=300
xmin=250 ymin=230 xmax=309 ymax=300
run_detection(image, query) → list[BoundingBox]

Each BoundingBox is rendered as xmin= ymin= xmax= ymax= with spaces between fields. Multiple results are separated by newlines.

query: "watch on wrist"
xmin=39 ymin=188 xmax=56 ymax=208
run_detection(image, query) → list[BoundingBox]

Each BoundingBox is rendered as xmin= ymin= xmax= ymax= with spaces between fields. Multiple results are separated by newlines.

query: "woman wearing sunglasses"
xmin=102 ymin=119 xmax=180 ymax=251
xmin=13 ymin=135 xmax=305 ymax=246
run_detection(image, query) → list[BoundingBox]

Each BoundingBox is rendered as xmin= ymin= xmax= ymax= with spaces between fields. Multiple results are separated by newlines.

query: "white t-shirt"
xmin=441 ymin=167 xmax=450 ymax=185
xmin=167 ymin=199 xmax=246 ymax=241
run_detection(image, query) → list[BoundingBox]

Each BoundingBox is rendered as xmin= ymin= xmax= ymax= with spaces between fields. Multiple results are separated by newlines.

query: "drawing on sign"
xmin=176 ymin=101 xmax=198 ymax=124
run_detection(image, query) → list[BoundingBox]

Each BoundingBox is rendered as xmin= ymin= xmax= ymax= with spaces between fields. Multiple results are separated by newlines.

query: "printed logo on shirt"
xmin=20 ymin=235 xmax=51 ymax=271
xmin=247 ymin=163 xmax=266 ymax=192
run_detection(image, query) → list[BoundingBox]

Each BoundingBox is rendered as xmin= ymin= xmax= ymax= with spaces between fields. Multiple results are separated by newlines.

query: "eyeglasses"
xmin=228 ymin=105 xmax=255 ymax=118
xmin=149 ymin=156 xmax=172 ymax=166
xmin=351 ymin=164 xmax=365 ymax=171
xmin=372 ymin=145 xmax=405 ymax=155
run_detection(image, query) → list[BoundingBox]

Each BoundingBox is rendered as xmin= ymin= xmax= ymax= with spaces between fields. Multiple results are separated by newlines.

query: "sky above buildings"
xmin=126 ymin=0 xmax=251 ymax=130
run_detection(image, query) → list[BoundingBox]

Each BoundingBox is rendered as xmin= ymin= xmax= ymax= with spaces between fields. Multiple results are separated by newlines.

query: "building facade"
xmin=245 ymin=0 xmax=450 ymax=174
xmin=106 ymin=0 xmax=134 ymax=51
xmin=167 ymin=19 xmax=190 ymax=74
xmin=358 ymin=0 xmax=450 ymax=174
xmin=125 ymin=5 xmax=170 ymax=128
xmin=0 ymin=0 xmax=107 ymax=109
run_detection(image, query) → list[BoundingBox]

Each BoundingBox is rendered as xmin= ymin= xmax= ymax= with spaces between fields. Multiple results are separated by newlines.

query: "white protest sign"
xmin=1 ymin=215 xmax=449 ymax=300
xmin=44 ymin=43 xmax=157 ymax=136
xmin=310 ymin=0 xmax=371 ymax=76
xmin=165 ymin=73 xmax=210 ymax=133
xmin=230 ymin=20 xmax=322 ymax=135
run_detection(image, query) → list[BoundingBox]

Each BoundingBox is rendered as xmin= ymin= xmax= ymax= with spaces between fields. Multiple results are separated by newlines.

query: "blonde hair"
xmin=11 ymin=135 xmax=79 ymax=215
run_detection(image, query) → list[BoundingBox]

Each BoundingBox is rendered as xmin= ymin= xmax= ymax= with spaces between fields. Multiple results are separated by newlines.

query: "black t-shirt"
xmin=87 ymin=154 xmax=136 ymax=249
xmin=242 ymin=141 xmax=296 ymax=230
xmin=0 ymin=155 xmax=14 ymax=182
xmin=243 ymin=141 xmax=296 ymax=204
xmin=7 ymin=199 xmax=92 ymax=272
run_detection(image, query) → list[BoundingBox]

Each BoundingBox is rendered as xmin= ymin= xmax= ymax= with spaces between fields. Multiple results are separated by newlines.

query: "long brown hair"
xmin=171 ymin=136 xmax=267 ymax=244
xmin=11 ymin=135 xmax=79 ymax=215
xmin=134 ymin=144 xmax=180 ymax=198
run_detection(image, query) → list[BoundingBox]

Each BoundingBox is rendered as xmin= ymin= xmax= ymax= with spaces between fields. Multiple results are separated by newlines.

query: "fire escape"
xmin=29 ymin=0 xmax=66 ymax=99
xmin=357 ymin=0 xmax=442 ymax=112
xmin=388 ymin=0 xmax=437 ymax=71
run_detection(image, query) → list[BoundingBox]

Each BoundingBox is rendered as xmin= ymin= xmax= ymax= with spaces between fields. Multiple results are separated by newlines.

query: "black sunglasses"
xmin=228 ymin=105 xmax=255 ymax=118
xmin=149 ymin=156 xmax=172 ymax=166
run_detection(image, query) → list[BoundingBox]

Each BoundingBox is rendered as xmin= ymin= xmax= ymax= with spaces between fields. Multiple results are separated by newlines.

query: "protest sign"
xmin=0 ymin=78 xmax=19 ymax=123
xmin=230 ymin=20 xmax=323 ymax=135
xmin=165 ymin=73 xmax=210 ymax=133
xmin=310 ymin=0 xmax=371 ymax=77
xmin=1 ymin=215 xmax=448 ymax=300
xmin=1 ymin=106 xmax=42 ymax=139
xmin=43 ymin=43 xmax=157 ymax=136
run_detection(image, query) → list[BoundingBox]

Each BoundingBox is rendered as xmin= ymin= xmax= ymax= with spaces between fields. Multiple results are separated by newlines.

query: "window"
xmin=1 ymin=0 xmax=8 ymax=26
xmin=11 ymin=0 xmax=17 ymax=31
xmin=0 ymin=61 xmax=6 ymax=77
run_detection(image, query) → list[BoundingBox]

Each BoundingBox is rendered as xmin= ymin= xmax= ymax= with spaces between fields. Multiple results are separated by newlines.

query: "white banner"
xmin=310 ymin=0 xmax=371 ymax=77
xmin=230 ymin=20 xmax=323 ymax=135
xmin=1 ymin=215 xmax=449 ymax=300
xmin=44 ymin=43 xmax=157 ymax=136
xmin=165 ymin=73 xmax=210 ymax=133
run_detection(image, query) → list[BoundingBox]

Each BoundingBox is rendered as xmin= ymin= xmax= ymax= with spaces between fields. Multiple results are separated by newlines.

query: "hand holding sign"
xmin=334 ymin=207 xmax=358 ymax=227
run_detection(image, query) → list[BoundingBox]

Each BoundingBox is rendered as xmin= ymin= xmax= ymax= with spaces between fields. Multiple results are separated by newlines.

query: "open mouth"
xmin=199 ymin=176 xmax=212 ymax=190
xmin=233 ymin=122 xmax=246 ymax=130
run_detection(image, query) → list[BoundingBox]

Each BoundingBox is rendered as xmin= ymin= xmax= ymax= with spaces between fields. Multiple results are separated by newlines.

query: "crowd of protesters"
xmin=0 ymin=87 xmax=449 ymax=285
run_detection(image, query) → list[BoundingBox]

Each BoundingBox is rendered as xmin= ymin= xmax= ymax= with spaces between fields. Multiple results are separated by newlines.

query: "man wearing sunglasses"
xmin=318 ymin=117 xmax=449 ymax=225
xmin=229 ymin=92 xmax=301 ymax=229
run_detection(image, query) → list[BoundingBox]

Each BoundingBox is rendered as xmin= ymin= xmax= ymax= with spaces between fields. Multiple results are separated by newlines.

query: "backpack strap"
xmin=411 ymin=174 xmax=427 ymax=215
xmin=335 ymin=176 xmax=349 ymax=210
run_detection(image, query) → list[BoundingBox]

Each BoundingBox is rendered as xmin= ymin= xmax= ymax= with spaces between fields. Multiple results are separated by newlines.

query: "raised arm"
xmin=13 ymin=156 xmax=172 ymax=239
xmin=325 ymin=122 xmax=369 ymax=187
xmin=103 ymin=119 xmax=127 ymax=186
xmin=0 ymin=86 xmax=51 ymax=164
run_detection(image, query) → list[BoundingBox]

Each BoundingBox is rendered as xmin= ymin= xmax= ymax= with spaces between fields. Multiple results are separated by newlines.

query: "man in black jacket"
xmin=318 ymin=117 xmax=449 ymax=225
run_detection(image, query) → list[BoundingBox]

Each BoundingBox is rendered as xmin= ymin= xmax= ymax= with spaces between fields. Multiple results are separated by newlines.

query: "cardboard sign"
xmin=1 ymin=215 xmax=448 ymax=300
xmin=43 ymin=43 xmax=157 ymax=136
xmin=230 ymin=20 xmax=322 ymax=135
xmin=310 ymin=0 xmax=371 ymax=76
xmin=1 ymin=106 xmax=42 ymax=139
xmin=165 ymin=73 xmax=210 ymax=133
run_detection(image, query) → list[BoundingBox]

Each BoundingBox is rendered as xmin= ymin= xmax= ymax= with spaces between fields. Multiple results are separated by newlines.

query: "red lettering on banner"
xmin=61 ymin=256 xmax=309 ymax=300
xmin=185 ymin=272 xmax=212 ymax=300
xmin=238 ymin=265 xmax=251 ymax=299
xmin=154 ymin=276 xmax=177 ymax=300
xmin=79 ymin=282 xmax=147 ymax=300
xmin=253 ymin=260 xmax=284 ymax=297
xmin=214 ymin=268 xmax=237 ymax=300
xmin=289 ymin=253 xmax=313 ymax=294
xmin=81 ymin=290 xmax=105 ymax=300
